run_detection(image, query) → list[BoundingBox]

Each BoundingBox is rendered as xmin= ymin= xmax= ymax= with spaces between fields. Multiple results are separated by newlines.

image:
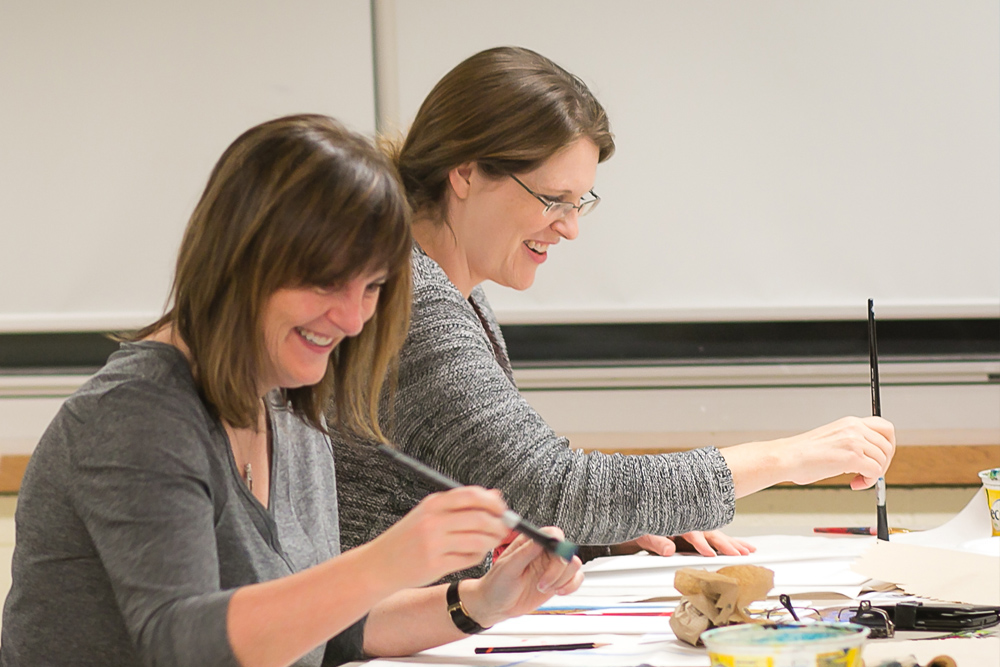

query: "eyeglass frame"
xmin=509 ymin=174 xmax=600 ymax=218
xmin=837 ymin=600 xmax=895 ymax=639
xmin=759 ymin=593 xmax=823 ymax=625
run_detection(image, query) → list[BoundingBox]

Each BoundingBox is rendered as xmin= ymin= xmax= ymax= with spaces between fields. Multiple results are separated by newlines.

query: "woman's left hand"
xmin=667 ymin=530 xmax=755 ymax=557
xmin=613 ymin=531 xmax=756 ymax=557
xmin=458 ymin=527 xmax=583 ymax=629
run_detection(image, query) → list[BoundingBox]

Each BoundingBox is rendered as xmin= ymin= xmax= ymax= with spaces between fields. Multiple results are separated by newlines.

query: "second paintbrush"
xmin=376 ymin=444 xmax=580 ymax=561
xmin=868 ymin=298 xmax=889 ymax=542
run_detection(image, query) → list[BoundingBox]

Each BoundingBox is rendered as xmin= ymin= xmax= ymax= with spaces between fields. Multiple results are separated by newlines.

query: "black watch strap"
xmin=446 ymin=580 xmax=487 ymax=634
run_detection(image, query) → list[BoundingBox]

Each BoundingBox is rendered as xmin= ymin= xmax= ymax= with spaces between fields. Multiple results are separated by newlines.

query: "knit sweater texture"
xmin=334 ymin=249 xmax=736 ymax=576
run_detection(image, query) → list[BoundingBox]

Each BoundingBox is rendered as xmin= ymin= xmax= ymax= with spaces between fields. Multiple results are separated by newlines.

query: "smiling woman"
xmin=260 ymin=277 xmax=387 ymax=398
xmin=428 ymin=137 xmax=600 ymax=296
xmin=333 ymin=46 xmax=898 ymax=576
xmin=0 ymin=114 xmax=583 ymax=667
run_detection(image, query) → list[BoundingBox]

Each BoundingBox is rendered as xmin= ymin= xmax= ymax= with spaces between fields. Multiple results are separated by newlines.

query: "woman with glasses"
xmin=1 ymin=115 xmax=582 ymax=666
xmin=333 ymin=47 xmax=896 ymax=576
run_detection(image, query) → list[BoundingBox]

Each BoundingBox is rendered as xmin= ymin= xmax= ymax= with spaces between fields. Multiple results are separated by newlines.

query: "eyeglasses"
xmin=763 ymin=595 xmax=823 ymax=624
xmin=764 ymin=605 xmax=823 ymax=623
xmin=837 ymin=600 xmax=895 ymax=639
xmin=510 ymin=174 xmax=601 ymax=218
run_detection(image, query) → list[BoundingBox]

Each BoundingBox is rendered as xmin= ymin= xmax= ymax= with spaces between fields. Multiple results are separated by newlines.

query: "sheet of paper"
xmin=344 ymin=504 xmax=998 ymax=667
xmin=851 ymin=540 xmax=1000 ymax=606
xmin=862 ymin=636 xmax=999 ymax=666
xmin=582 ymin=535 xmax=871 ymax=574
xmin=360 ymin=633 xmax=712 ymax=667
xmin=537 ymin=596 xmax=671 ymax=610
xmin=483 ymin=613 xmax=674 ymax=636
xmin=577 ymin=537 xmax=872 ymax=602
xmin=560 ymin=584 xmax=865 ymax=601
xmin=891 ymin=485 xmax=993 ymax=550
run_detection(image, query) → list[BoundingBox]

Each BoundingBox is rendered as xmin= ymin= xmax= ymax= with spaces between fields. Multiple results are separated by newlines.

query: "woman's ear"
xmin=447 ymin=162 xmax=475 ymax=200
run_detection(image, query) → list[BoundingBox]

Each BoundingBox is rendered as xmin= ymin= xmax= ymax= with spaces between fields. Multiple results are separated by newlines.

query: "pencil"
xmin=475 ymin=642 xmax=608 ymax=654
xmin=375 ymin=444 xmax=579 ymax=561
xmin=868 ymin=299 xmax=890 ymax=542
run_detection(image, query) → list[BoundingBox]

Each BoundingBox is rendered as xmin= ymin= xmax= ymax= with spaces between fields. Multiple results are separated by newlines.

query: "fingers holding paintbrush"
xmin=376 ymin=444 xmax=579 ymax=561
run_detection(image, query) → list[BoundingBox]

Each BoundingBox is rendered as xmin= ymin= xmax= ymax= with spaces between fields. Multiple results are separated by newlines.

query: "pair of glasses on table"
xmin=761 ymin=595 xmax=895 ymax=639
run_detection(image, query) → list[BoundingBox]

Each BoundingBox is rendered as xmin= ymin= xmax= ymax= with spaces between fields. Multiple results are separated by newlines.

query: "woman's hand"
xmin=666 ymin=531 xmax=755 ymax=556
xmin=611 ymin=531 xmax=755 ymax=557
xmin=458 ymin=527 xmax=583 ymax=629
xmin=721 ymin=416 xmax=896 ymax=497
xmin=365 ymin=486 xmax=511 ymax=593
xmin=776 ymin=416 xmax=896 ymax=489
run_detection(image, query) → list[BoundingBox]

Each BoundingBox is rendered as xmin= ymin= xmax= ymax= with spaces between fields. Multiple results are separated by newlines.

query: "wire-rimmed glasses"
xmin=764 ymin=595 xmax=823 ymax=624
xmin=765 ymin=606 xmax=823 ymax=623
xmin=510 ymin=174 xmax=600 ymax=218
xmin=837 ymin=600 xmax=895 ymax=639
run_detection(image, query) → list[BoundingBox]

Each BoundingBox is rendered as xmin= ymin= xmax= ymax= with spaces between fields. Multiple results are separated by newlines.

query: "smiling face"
xmin=258 ymin=270 xmax=387 ymax=394
xmin=446 ymin=138 xmax=600 ymax=294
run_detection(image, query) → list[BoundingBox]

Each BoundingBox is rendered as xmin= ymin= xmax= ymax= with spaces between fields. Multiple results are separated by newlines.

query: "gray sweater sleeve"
xmin=66 ymin=382 xmax=239 ymax=666
xmin=381 ymin=255 xmax=736 ymax=545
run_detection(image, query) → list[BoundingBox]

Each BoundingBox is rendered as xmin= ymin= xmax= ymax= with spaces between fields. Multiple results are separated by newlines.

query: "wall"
xmin=1 ymin=2 xmax=997 ymax=475
xmin=384 ymin=0 xmax=1000 ymax=324
xmin=0 ymin=0 xmax=376 ymax=332
xmin=3 ymin=1 xmax=998 ymax=331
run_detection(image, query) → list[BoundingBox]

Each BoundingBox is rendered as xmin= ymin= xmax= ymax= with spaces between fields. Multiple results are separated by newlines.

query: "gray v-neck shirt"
xmin=1 ymin=342 xmax=365 ymax=666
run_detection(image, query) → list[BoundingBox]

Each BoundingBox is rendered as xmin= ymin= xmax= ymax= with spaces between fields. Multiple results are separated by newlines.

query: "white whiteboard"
xmin=3 ymin=1 xmax=998 ymax=332
xmin=0 ymin=0 xmax=376 ymax=332
xmin=392 ymin=0 xmax=1000 ymax=323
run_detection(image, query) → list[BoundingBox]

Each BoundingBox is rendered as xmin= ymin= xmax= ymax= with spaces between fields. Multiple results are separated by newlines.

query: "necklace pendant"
xmin=244 ymin=462 xmax=253 ymax=492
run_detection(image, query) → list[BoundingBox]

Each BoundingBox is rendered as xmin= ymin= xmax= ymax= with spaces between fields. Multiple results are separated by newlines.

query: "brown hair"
xmin=130 ymin=114 xmax=411 ymax=438
xmin=392 ymin=46 xmax=615 ymax=220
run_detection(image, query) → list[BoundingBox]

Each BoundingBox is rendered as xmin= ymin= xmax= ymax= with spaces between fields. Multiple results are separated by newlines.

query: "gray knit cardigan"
xmin=333 ymin=248 xmax=735 ymax=575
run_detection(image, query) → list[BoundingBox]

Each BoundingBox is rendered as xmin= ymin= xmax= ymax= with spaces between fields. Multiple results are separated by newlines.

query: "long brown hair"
xmin=130 ymin=115 xmax=411 ymax=438
xmin=391 ymin=46 xmax=615 ymax=220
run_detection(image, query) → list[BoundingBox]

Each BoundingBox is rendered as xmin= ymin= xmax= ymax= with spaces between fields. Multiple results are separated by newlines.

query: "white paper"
xmin=577 ymin=536 xmax=871 ymax=602
xmin=483 ymin=613 xmax=673 ymax=636
xmin=862 ymin=636 xmax=1000 ymax=666
xmin=891 ymin=485 xmax=993 ymax=550
xmin=342 ymin=504 xmax=999 ymax=667
xmin=357 ymin=633 xmax=712 ymax=667
xmin=582 ymin=535 xmax=871 ymax=574
xmin=849 ymin=488 xmax=999 ymax=605
xmin=537 ymin=597 xmax=673 ymax=611
xmin=851 ymin=540 xmax=1000 ymax=606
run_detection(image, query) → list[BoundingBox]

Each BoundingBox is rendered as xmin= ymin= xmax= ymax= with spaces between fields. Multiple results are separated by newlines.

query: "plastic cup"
xmin=979 ymin=468 xmax=1000 ymax=537
xmin=701 ymin=622 xmax=868 ymax=667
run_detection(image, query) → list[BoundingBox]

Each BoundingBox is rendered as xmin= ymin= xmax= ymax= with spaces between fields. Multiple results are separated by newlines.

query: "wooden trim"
xmin=0 ymin=445 xmax=996 ymax=493
xmin=575 ymin=444 xmax=1000 ymax=487
xmin=0 ymin=455 xmax=30 ymax=494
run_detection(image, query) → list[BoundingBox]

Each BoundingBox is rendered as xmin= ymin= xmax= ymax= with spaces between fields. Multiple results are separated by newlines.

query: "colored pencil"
xmin=475 ymin=642 xmax=608 ymax=654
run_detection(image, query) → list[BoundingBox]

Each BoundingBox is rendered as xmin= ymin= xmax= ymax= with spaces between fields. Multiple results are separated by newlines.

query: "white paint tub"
xmin=701 ymin=622 xmax=868 ymax=667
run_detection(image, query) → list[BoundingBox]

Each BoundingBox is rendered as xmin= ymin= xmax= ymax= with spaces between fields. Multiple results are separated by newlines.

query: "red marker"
xmin=814 ymin=527 xmax=911 ymax=535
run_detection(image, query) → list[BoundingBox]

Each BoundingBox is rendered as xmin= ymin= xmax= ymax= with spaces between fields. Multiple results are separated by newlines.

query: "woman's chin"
xmin=496 ymin=270 xmax=538 ymax=292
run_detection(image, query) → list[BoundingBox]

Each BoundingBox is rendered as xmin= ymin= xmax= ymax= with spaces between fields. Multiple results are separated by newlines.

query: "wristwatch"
xmin=446 ymin=580 xmax=487 ymax=634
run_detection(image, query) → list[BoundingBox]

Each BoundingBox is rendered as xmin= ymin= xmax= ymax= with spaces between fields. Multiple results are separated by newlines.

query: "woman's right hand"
xmin=774 ymin=416 xmax=896 ymax=489
xmin=365 ymin=486 xmax=510 ymax=591
xmin=722 ymin=416 xmax=896 ymax=497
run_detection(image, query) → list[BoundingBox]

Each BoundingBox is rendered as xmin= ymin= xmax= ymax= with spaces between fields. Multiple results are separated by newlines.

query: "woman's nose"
xmin=326 ymin=285 xmax=370 ymax=337
xmin=551 ymin=209 xmax=580 ymax=241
